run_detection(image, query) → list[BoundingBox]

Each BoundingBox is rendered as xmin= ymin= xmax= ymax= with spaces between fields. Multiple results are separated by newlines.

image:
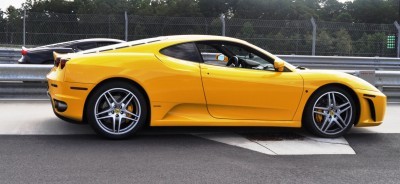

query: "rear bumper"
xmin=354 ymin=89 xmax=386 ymax=127
xmin=47 ymin=69 xmax=95 ymax=122
xmin=18 ymin=56 xmax=29 ymax=64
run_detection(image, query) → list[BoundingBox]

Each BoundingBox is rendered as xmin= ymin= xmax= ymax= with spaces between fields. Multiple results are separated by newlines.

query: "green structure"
xmin=387 ymin=35 xmax=396 ymax=49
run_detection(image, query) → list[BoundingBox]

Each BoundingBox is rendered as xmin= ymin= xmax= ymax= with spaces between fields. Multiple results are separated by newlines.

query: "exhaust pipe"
xmin=54 ymin=100 xmax=67 ymax=112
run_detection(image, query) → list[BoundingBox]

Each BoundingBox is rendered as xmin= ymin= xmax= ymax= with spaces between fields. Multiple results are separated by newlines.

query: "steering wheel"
xmin=226 ymin=56 xmax=239 ymax=67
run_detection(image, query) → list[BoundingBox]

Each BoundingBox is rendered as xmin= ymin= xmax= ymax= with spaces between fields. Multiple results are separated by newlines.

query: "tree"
xmin=334 ymin=29 xmax=352 ymax=55
xmin=0 ymin=10 xmax=7 ymax=43
xmin=318 ymin=0 xmax=346 ymax=21
xmin=333 ymin=12 xmax=352 ymax=22
xmin=348 ymin=0 xmax=397 ymax=23
xmin=237 ymin=21 xmax=255 ymax=38
xmin=354 ymin=33 xmax=386 ymax=56
xmin=209 ymin=18 xmax=222 ymax=35
xmin=12 ymin=0 xmax=399 ymax=24
xmin=198 ymin=0 xmax=235 ymax=17
xmin=0 ymin=10 xmax=6 ymax=28
xmin=317 ymin=30 xmax=334 ymax=54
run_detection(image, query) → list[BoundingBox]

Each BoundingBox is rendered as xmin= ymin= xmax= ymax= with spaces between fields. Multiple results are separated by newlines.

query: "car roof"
xmin=79 ymin=35 xmax=248 ymax=54
xmin=37 ymin=38 xmax=125 ymax=48
xmin=163 ymin=35 xmax=244 ymax=42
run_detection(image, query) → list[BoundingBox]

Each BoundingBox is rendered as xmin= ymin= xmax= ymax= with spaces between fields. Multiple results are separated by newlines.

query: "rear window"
xmin=160 ymin=43 xmax=201 ymax=62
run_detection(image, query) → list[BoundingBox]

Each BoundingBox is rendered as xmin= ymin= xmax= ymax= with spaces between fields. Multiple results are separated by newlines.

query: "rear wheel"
xmin=303 ymin=87 xmax=356 ymax=138
xmin=86 ymin=81 xmax=148 ymax=139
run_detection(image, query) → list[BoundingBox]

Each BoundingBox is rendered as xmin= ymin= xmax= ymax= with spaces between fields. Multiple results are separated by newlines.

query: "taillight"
xmin=21 ymin=49 xmax=28 ymax=55
xmin=60 ymin=58 xmax=69 ymax=69
xmin=54 ymin=57 xmax=61 ymax=67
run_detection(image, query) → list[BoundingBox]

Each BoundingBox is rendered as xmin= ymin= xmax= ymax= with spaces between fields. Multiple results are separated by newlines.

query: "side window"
xmin=197 ymin=43 xmax=228 ymax=66
xmin=76 ymin=42 xmax=97 ymax=50
xmin=196 ymin=41 xmax=275 ymax=71
xmin=160 ymin=43 xmax=202 ymax=62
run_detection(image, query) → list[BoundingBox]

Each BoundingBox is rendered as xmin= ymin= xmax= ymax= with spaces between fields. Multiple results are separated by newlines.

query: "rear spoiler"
xmin=53 ymin=52 xmax=61 ymax=63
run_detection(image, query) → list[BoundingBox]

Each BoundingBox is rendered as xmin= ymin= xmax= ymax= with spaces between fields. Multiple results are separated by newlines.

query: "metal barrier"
xmin=0 ymin=63 xmax=399 ymax=99
xmin=280 ymin=55 xmax=400 ymax=70
xmin=0 ymin=49 xmax=20 ymax=64
xmin=202 ymin=53 xmax=400 ymax=70
xmin=0 ymin=64 xmax=52 ymax=81
xmin=3 ymin=49 xmax=400 ymax=70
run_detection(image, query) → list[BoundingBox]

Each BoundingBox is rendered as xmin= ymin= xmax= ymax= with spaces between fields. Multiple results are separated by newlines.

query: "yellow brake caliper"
xmin=315 ymin=109 xmax=323 ymax=123
xmin=126 ymin=104 xmax=134 ymax=122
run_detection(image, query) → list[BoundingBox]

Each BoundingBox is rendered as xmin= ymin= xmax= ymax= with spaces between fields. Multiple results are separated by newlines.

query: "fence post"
xmin=204 ymin=18 xmax=208 ymax=35
xmin=124 ymin=11 xmax=128 ymax=41
xmin=311 ymin=17 xmax=316 ymax=56
xmin=394 ymin=21 xmax=400 ymax=58
xmin=220 ymin=14 xmax=225 ymax=36
xmin=108 ymin=15 xmax=111 ymax=38
xmin=23 ymin=10 xmax=26 ymax=46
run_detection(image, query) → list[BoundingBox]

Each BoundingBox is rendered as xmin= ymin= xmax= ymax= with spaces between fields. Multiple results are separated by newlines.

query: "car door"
xmin=197 ymin=41 xmax=304 ymax=121
xmin=153 ymin=42 xmax=207 ymax=107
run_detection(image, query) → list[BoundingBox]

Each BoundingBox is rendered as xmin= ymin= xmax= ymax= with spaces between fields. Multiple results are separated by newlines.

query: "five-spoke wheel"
xmin=87 ymin=81 xmax=147 ymax=139
xmin=303 ymin=87 xmax=356 ymax=138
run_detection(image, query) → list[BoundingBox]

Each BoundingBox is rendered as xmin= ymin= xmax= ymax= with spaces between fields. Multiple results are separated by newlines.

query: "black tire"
xmin=303 ymin=87 xmax=356 ymax=138
xmin=86 ymin=81 xmax=148 ymax=139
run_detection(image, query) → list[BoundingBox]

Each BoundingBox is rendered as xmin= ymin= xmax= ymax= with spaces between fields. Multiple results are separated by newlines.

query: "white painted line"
xmin=256 ymin=137 xmax=355 ymax=155
xmin=193 ymin=132 xmax=355 ymax=155
xmin=193 ymin=132 xmax=277 ymax=155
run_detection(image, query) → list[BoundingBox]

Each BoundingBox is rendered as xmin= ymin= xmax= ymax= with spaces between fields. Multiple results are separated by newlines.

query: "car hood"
xmin=296 ymin=69 xmax=380 ymax=92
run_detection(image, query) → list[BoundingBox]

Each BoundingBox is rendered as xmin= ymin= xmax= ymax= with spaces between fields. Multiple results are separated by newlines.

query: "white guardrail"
xmin=0 ymin=52 xmax=399 ymax=99
xmin=203 ymin=53 xmax=400 ymax=70
xmin=0 ymin=49 xmax=20 ymax=64
xmin=280 ymin=55 xmax=400 ymax=70
xmin=2 ymin=49 xmax=400 ymax=70
xmin=0 ymin=64 xmax=399 ymax=99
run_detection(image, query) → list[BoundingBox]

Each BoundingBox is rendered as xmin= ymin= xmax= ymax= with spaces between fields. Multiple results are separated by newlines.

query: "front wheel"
xmin=86 ymin=81 xmax=148 ymax=139
xmin=303 ymin=87 xmax=356 ymax=138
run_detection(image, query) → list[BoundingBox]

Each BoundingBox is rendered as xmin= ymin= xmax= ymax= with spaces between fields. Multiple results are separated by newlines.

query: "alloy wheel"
xmin=94 ymin=88 xmax=141 ymax=135
xmin=312 ymin=91 xmax=353 ymax=135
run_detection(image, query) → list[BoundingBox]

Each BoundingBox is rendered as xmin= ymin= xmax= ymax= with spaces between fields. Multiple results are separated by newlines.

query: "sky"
xmin=0 ymin=0 xmax=354 ymax=12
xmin=0 ymin=0 xmax=26 ymax=11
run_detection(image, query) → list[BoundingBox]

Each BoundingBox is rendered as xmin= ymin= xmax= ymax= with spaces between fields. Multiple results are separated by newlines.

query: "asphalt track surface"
xmin=0 ymin=101 xmax=399 ymax=183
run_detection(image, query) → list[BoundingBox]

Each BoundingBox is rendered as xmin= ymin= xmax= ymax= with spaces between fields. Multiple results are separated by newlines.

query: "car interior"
xmin=196 ymin=41 xmax=276 ymax=71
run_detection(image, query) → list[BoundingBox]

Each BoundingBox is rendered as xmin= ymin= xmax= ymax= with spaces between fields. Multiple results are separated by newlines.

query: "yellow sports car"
xmin=47 ymin=35 xmax=386 ymax=139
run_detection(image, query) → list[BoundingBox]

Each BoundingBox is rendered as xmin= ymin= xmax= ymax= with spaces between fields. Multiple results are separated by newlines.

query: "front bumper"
xmin=354 ymin=89 xmax=386 ymax=127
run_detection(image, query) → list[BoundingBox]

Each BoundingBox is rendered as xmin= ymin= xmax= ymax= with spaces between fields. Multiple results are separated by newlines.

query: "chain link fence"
xmin=315 ymin=21 xmax=397 ymax=57
xmin=0 ymin=11 xmax=398 ymax=57
xmin=127 ymin=15 xmax=221 ymax=40
xmin=225 ymin=18 xmax=313 ymax=55
xmin=0 ymin=16 xmax=23 ymax=47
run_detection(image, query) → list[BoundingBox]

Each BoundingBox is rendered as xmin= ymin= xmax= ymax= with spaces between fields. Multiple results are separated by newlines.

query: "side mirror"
xmin=274 ymin=59 xmax=285 ymax=72
xmin=216 ymin=54 xmax=228 ymax=62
